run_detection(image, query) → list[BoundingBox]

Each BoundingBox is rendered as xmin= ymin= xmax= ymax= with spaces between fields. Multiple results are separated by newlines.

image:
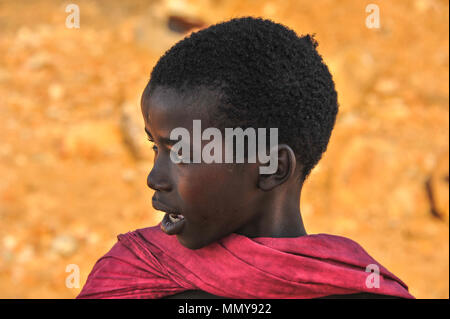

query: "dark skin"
xmin=141 ymin=85 xmax=397 ymax=299
xmin=141 ymin=86 xmax=307 ymax=249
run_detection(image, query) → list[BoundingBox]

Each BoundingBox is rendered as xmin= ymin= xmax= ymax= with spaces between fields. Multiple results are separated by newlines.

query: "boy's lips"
xmin=161 ymin=212 xmax=185 ymax=235
xmin=152 ymin=197 xmax=186 ymax=235
xmin=152 ymin=197 xmax=178 ymax=214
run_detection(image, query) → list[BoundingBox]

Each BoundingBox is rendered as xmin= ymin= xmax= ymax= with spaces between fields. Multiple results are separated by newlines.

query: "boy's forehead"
xmin=142 ymin=85 xmax=221 ymax=131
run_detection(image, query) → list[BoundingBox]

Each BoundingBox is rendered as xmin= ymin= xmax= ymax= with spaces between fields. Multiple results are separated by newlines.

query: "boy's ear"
xmin=257 ymin=144 xmax=297 ymax=191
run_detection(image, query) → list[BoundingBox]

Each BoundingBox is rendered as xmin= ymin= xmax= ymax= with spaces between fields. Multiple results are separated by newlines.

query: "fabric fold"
xmin=77 ymin=224 xmax=414 ymax=299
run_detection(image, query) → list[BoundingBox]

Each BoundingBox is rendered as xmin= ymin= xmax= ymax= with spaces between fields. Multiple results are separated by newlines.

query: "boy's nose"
xmin=147 ymin=165 xmax=172 ymax=192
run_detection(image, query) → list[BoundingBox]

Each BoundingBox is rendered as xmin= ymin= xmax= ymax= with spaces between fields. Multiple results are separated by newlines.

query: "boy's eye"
xmin=147 ymin=138 xmax=158 ymax=152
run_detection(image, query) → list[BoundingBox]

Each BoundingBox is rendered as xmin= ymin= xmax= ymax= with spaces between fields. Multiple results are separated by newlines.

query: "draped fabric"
xmin=77 ymin=225 xmax=414 ymax=299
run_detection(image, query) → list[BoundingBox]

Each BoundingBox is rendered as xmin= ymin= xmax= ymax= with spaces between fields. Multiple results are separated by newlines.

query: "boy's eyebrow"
xmin=144 ymin=128 xmax=153 ymax=139
xmin=144 ymin=128 xmax=178 ymax=146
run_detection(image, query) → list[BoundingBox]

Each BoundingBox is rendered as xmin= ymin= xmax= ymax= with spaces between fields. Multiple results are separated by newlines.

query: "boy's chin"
xmin=176 ymin=234 xmax=213 ymax=250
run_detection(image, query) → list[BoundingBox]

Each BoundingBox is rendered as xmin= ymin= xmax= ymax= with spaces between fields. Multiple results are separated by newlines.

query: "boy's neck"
xmin=234 ymin=184 xmax=307 ymax=238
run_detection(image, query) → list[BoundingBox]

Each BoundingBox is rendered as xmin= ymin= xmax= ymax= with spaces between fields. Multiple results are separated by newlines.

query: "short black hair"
xmin=146 ymin=17 xmax=339 ymax=181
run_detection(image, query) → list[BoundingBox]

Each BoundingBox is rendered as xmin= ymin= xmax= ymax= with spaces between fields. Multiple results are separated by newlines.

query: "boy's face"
xmin=141 ymin=86 xmax=262 ymax=249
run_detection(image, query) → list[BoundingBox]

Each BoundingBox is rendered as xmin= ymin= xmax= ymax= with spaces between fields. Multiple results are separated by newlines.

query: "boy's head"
xmin=141 ymin=17 xmax=338 ymax=249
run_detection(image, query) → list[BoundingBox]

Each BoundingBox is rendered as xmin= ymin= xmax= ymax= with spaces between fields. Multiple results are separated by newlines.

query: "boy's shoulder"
xmin=118 ymin=224 xmax=162 ymax=241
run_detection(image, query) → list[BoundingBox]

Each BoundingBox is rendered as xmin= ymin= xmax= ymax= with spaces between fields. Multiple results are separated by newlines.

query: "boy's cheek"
xmin=178 ymin=171 xmax=224 ymax=202
xmin=177 ymin=166 xmax=238 ymax=206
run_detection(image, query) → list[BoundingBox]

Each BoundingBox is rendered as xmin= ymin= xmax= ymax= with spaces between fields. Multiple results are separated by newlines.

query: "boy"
xmin=77 ymin=17 xmax=413 ymax=299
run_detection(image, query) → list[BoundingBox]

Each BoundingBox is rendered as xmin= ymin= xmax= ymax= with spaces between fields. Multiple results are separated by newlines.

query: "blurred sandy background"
xmin=0 ymin=0 xmax=448 ymax=298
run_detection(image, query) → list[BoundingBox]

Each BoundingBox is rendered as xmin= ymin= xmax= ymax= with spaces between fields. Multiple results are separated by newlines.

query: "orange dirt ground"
xmin=0 ymin=0 xmax=448 ymax=298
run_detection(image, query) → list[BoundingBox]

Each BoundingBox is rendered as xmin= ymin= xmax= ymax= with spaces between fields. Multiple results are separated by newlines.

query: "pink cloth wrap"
xmin=77 ymin=225 xmax=414 ymax=299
